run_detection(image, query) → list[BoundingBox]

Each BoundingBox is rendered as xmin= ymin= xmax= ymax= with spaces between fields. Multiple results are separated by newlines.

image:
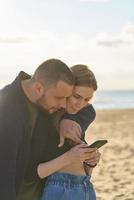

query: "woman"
xmin=38 ymin=64 xmax=99 ymax=200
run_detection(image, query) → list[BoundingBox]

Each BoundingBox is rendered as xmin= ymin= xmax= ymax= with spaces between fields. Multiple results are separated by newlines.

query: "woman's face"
xmin=66 ymin=86 xmax=95 ymax=114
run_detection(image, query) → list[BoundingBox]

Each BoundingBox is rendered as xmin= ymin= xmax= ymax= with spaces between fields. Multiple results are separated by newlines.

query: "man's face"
xmin=66 ymin=86 xmax=95 ymax=114
xmin=36 ymin=80 xmax=73 ymax=113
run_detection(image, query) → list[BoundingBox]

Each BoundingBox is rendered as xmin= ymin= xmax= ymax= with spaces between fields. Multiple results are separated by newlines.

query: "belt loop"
xmin=83 ymin=162 xmax=89 ymax=176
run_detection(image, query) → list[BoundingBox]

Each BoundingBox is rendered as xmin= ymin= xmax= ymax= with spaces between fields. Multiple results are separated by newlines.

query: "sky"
xmin=0 ymin=0 xmax=134 ymax=90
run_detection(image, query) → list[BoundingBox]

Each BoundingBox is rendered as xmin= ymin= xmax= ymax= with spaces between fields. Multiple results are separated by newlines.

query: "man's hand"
xmin=58 ymin=119 xmax=83 ymax=147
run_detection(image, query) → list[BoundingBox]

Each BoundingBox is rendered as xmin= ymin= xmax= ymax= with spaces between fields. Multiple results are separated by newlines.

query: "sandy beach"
xmin=86 ymin=109 xmax=134 ymax=200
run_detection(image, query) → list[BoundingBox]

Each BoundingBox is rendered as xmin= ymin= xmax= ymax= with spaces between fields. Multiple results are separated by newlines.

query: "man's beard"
xmin=35 ymin=94 xmax=49 ymax=113
xmin=35 ymin=94 xmax=61 ymax=114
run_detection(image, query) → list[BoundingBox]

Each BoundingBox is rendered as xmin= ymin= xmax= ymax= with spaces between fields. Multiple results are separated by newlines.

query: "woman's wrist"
xmin=85 ymin=162 xmax=97 ymax=168
xmin=64 ymin=151 xmax=73 ymax=165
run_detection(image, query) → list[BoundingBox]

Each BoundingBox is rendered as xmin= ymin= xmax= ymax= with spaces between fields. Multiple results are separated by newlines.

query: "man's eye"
xmin=73 ymin=95 xmax=81 ymax=99
xmin=56 ymin=97 xmax=65 ymax=99
xmin=85 ymin=97 xmax=92 ymax=102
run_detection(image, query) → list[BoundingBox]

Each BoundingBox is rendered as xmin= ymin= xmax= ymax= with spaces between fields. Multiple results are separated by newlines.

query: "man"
xmin=0 ymin=58 xmax=75 ymax=200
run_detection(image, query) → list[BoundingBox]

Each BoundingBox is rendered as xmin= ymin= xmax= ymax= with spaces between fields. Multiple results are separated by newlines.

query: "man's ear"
xmin=34 ymin=81 xmax=44 ymax=96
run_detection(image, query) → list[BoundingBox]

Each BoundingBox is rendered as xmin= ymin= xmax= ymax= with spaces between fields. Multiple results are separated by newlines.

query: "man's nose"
xmin=60 ymin=98 xmax=66 ymax=109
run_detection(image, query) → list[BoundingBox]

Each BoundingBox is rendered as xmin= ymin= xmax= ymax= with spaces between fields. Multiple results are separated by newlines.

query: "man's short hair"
xmin=32 ymin=58 xmax=74 ymax=86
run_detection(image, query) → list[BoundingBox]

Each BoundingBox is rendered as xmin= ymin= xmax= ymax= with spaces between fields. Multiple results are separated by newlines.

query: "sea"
xmin=93 ymin=90 xmax=134 ymax=110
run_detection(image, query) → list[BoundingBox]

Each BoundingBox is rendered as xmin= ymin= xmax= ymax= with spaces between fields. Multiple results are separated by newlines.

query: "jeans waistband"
xmin=47 ymin=172 xmax=91 ymax=185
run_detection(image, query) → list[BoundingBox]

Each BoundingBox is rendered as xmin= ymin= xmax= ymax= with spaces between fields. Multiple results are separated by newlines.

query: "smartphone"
xmin=87 ymin=139 xmax=108 ymax=149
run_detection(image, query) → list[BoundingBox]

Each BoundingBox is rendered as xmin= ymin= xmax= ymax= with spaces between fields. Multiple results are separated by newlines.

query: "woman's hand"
xmin=85 ymin=149 xmax=101 ymax=166
xmin=66 ymin=143 xmax=99 ymax=164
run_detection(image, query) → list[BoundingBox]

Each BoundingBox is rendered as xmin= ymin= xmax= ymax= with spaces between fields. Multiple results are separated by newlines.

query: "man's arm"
xmin=63 ymin=104 xmax=96 ymax=133
xmin=58 ymin=104 xmax=96 ymax=146
xmin=0 ymin=106 xmax=21 ymax=200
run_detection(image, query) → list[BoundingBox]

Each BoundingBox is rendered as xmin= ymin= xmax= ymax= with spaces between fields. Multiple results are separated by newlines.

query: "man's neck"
xmin=21 ymin=80 xmax=35 ymax=103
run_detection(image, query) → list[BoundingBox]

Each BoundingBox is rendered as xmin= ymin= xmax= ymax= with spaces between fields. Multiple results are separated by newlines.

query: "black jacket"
xmin=0 ymin=72 xmax=57 ymax=200
xmin=0 ymin=72 xmax=32 ymax=199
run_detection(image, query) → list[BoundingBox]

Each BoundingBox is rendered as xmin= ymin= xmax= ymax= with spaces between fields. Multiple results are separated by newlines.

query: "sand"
xmin=85 ymin=109 xmax=134 ymax=200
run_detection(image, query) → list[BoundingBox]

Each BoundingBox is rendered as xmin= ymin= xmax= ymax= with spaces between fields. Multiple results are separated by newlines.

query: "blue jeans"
xmin=41 ymin=172 xmax=96 ymax=200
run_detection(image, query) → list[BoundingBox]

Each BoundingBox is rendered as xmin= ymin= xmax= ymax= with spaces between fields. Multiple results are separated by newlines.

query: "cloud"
xmin=97 ymin=23 xmax=134 ymax=48
xmin=80 ymin=0 xmax=111 ymax=2
xmin=0 ymin=24 xmax=134 ymax=90
xmin=0 ymin=36 xmax=29 ymax=43
xmin=98 ymin=39 xmax=127 ymax=47
xmin=123 ymin=23 xmax=134 ymax=38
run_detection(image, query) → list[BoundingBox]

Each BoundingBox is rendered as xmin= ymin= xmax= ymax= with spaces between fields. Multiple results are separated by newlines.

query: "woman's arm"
xmin=37 ymin=151 xmax=71 ymax=179
xmin=37 ymin=143 xmax=97 ymax=179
